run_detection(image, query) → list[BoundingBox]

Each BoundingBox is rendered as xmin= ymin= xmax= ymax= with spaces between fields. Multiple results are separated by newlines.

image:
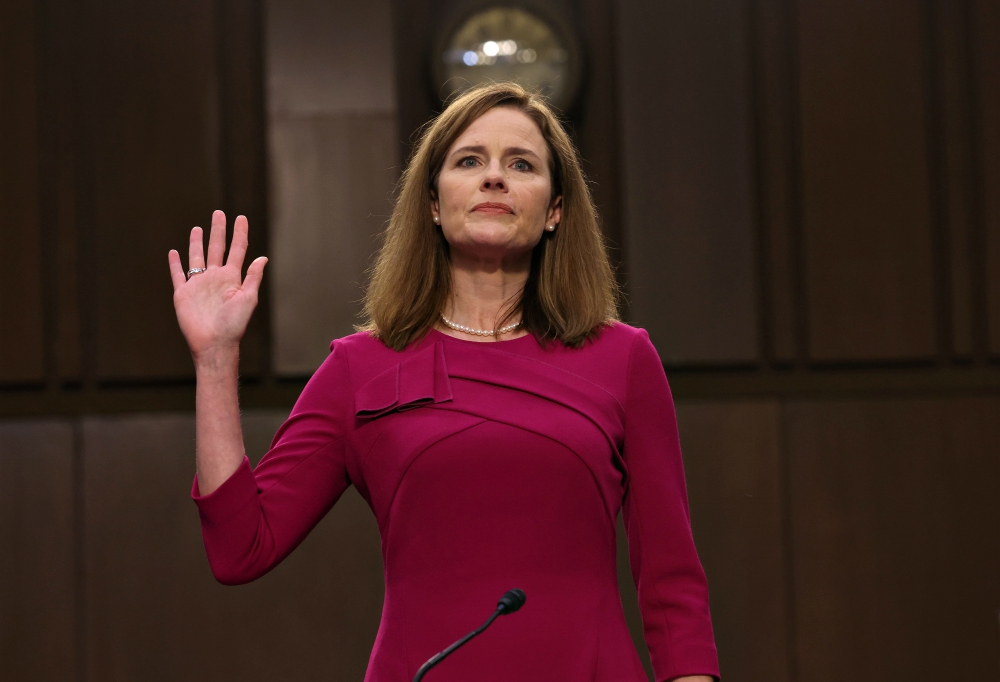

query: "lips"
xmin=471 ymin=202 xmax=514 ymax=214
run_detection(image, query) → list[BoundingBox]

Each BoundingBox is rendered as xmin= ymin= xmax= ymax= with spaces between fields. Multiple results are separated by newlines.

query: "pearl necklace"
xmin=440 ymin=314 xmax=522 ymax=337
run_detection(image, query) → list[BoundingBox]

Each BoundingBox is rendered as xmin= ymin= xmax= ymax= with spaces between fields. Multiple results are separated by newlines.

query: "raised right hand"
xmin=168 ymin=210 xmax=267 ymax=364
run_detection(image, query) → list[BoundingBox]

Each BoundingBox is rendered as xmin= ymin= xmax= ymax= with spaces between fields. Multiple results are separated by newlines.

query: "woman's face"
xmin=432 ymin=107 xmax=562 ymax=265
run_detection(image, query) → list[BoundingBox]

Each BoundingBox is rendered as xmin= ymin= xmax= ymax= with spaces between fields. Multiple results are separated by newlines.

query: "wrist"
xmin=193 ymin=345 xmax=240 ymax=373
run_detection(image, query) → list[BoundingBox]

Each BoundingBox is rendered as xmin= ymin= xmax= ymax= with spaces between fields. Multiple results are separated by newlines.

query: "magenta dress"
xmin=192 ymin=323 xmax=719 ymax=681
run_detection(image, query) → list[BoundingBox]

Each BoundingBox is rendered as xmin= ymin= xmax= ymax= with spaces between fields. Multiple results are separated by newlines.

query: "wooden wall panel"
xmin=785 ymin=397 xmax=1000 ymax=680
xmin=0 ymin=0 xmax=45 ymax=383
xmin=0 ymin=420 xmax=75 ymax=680
xmin=265 ymin=0 xmax=396 ymax=115
xmin=936 ymin=0 xmax=977 ymax=357
xmin=678 ymin=400 xmax=791 ymax=682
xmin=82 ymin=412 xmax=383 ymax=681
xmin=797 ymin=0 xmax=936 ymax=361
xmin=74 ymin=1 xmax=222 ymax=380
xmin=266 ymin=0 xmax=397 ymax=374
xmin=618 ymin=0 xmax=759 ymax=364
xmin=270 ymin=113 xmax=397 ymax=374
xmin=974 ymin=0 xmax=1000 ymax=354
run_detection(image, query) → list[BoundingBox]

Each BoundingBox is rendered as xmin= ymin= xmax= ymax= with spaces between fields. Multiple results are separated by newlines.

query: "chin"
xmin=457 ymin=224 xmax=518 ymax=246
xmin=451 ymin=234 xmax=534 ymax=262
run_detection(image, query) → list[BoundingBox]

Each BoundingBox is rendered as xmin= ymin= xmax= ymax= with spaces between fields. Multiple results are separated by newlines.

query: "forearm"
xmin=670 ymin=676 xmax=714 ymax=682
xmin=194 ymin=346 xmax=246 ymax=495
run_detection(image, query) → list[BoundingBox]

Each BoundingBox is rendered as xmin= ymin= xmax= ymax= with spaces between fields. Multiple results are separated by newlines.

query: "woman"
xmin=168 ymin=82 xmax=719 ymax=682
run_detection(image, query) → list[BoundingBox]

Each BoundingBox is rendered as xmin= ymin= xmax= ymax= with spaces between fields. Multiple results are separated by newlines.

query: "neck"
xmin=441 ymin=251 xmax=530 ymax=335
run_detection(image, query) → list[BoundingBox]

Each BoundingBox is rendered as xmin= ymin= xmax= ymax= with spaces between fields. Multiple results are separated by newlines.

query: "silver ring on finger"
xmin=187 ymin=267 xmax=206 ymax=279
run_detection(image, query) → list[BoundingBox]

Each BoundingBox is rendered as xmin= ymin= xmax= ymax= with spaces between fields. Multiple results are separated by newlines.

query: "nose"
xmin=481 ymin=159 xmax=507 ymax=191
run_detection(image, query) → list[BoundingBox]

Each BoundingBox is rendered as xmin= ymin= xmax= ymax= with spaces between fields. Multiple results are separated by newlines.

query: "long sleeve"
xmin=621 ymin=329 xmax=720 ymax=681
xmin=191 ymin=339 xmax=354 ymax=585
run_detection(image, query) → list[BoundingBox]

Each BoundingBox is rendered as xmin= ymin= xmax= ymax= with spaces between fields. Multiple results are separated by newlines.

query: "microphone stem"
xmin=412 ymin=607 xmax=505 ymax=682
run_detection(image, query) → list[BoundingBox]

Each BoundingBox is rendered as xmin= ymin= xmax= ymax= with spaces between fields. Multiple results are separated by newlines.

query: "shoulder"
xmin=587 ymin=320 xmax=655 ymax=359
xmin=328 ymin=329 xmax=430 ymax=389
xmin=589 ymin=322 xmax=666 ymax=394
xmin=598 ymin=322 xmax=662 ymax=371
xmin=330 ymin=329 xmax=395 ymax=358
xmin=587 ymin=319 xmax=646 ymax=342
xmin=537 ymin=321 xmax=654 ymax=404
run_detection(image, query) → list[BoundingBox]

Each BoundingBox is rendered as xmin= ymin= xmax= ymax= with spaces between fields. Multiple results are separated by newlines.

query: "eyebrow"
xmin=449 ymin=145 xmax=543 ymax=162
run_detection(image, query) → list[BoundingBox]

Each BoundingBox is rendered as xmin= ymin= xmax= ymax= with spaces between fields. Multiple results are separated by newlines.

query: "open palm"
xmin=168 ymin=210 xmax=267 ymax=360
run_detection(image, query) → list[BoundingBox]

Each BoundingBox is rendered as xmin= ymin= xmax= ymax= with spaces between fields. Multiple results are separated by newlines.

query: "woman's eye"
xmin=512 ymin=160 xmax=532 ymax=171
xmin=460 ymin=157 xmax=478 ymax=168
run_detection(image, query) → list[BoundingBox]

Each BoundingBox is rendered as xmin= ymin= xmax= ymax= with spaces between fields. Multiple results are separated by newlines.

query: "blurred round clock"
xmin=434 ymin=5 xmax=582 ymax=112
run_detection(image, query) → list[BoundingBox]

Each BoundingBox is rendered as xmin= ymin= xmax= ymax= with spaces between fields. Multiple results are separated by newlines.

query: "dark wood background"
xmin=1 ymin=0 xmax=998 ymax=680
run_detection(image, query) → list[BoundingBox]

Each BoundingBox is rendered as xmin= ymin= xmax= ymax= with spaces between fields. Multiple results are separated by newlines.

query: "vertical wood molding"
xmin=36 ymin=0 xmax=62 ymax=389
xmin=787 ymin=0 xmax=810 ymax=367
xmin=971 ymin=0 xmax=1000 ymax=355
xmin=920 ymin=0 xmax=953 ymax=365
xmin=71 ymin=419 xmax=85 ymax=682
xmin=54 ymin=111 xmax=82 ymax=383
xmin=935 ymin=0 xmax=978 ymax=358
xmin=70 ymin=0 xmax=98 ymax=392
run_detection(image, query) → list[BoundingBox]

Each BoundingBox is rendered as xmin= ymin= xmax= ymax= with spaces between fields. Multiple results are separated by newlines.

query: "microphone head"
xmin=497 ymin=588 xmax=526 ymax=614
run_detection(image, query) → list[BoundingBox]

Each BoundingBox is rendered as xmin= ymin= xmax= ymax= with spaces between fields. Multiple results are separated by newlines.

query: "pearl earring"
xmin=433 ymin=216 xmax=440 ymax=224
xmin=546 ymin=225 xmax=555 ymax=231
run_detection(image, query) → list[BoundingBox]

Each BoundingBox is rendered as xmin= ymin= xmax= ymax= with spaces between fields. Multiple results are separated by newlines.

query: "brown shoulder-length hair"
xmin=358 ymin=81 xmax=620 ymax=350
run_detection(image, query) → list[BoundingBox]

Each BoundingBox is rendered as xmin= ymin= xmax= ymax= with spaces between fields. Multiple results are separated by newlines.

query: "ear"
xmin=430 ymin=197 xmax=440 ymax=221
xmin=546 ymin=195 xmax=563 ymax=228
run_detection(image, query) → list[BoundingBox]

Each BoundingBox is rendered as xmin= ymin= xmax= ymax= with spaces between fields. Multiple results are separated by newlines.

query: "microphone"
xmin=412 ymin=589 xmax=527 ymax=682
